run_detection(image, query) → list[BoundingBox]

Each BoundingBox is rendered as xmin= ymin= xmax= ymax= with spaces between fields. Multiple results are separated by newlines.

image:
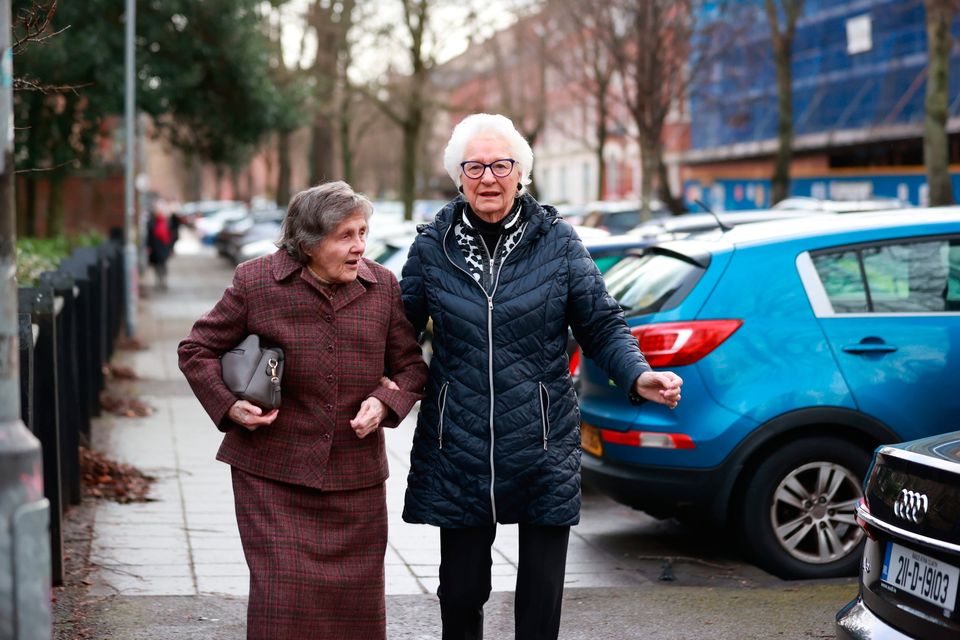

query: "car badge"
xmin=893 ymin=489 xmax=928 ymax=524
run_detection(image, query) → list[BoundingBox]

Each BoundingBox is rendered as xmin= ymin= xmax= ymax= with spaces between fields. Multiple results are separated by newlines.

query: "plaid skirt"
xmin=232 ymin=468 xmax=388 ymax=640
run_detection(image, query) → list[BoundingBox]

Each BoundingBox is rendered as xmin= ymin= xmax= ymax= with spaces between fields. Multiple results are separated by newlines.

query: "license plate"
xmin=881 ymin=542 xmax=960 ymax=613
xmin=581 ymin=423 xmax=603 ymax=457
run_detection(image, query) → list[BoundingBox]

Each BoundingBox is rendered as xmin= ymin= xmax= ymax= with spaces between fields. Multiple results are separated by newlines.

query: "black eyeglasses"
xmin=460 ymin=158 xmax=516 ymax=180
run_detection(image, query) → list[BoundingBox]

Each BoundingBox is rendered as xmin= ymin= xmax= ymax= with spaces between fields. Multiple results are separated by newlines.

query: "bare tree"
xmin=264 ymin=4 xmax=296 ymax=206
xmin=482 ymin=12 xmax=552 ymax=197
xmin=356 ymin=0 xmax=474 ymax=220
xmin=765 ymin=0 xmax=804 ymax=205
xmin=923 ymin=0 xmax=955 ymax=206
xmin=594 ymin=0 xmax=691 ymax=216
xmin=304 ymin=0 xmax=356 ymax=186
xmin=548 ymin=0 xmax=621 ymax=201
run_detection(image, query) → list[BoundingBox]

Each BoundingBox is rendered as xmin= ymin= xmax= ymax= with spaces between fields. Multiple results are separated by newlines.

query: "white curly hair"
xmin=442 ymin=113 xmax=534 ymax=193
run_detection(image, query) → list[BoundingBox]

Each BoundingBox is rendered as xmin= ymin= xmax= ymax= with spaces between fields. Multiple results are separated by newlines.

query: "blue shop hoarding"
xmin=683 ymin=173 xmax=960 ymax=211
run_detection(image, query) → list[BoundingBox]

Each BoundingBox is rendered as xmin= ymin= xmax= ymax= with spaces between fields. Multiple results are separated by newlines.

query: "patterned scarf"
xmin=454 ymin=200 xmax=526 ymax=293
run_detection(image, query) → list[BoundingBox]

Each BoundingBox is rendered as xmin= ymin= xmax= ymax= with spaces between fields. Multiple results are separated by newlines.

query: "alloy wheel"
xmin=769 ymin=461 xmax=864 ymax=565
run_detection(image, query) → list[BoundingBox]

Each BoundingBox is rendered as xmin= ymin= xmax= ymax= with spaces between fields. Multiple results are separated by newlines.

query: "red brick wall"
xmin=17 ymin=172 xmax=126 ymax=237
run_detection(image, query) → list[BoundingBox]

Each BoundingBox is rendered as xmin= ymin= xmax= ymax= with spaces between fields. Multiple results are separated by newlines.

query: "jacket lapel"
xmin=331 ymin=258 xmax=377 ymax=311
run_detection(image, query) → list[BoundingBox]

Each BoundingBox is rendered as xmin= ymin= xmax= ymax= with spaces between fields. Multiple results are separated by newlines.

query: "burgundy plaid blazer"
xmin=178 ymin=250 xmax=428 ymax=491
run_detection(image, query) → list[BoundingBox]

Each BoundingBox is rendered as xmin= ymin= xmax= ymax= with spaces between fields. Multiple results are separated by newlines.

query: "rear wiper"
xmin=695 ymin=199 xmax=734 ymax=232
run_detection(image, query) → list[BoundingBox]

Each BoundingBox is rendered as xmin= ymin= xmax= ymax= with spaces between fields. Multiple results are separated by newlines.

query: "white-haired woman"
xmin=179 ymin=181 xmax=428 ymax=639
xmin=399 ymin=114 xmax=683 ymax=639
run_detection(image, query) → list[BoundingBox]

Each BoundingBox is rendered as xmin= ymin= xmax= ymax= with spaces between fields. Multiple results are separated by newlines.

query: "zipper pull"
xmin=488 ymin=297 xmax=493 ymax=310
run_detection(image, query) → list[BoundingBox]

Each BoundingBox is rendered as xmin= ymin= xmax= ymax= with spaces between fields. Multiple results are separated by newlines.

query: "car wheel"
xmin=739 ymin=437 xmax=870 ymax=579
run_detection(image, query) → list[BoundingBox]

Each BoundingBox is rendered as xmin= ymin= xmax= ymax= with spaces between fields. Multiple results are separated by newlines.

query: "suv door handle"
xmin=842 ymin=343 xmax=898 ymax=354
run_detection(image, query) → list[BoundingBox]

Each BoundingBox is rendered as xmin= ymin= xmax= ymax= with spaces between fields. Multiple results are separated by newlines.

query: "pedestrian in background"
xmin=400 ymin=113 xmax=683 ymax=640
xmin=178 ymin=181 xmax=428 ymax=640
xmin=146 ymin=199 xmax=173 ymax=290
xmin=168 ymin=204 xmax=182 ymax=254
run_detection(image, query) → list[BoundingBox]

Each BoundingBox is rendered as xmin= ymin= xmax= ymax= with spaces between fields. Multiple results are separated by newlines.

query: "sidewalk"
xmin=63 ymin=231 xmax=855 ymax=640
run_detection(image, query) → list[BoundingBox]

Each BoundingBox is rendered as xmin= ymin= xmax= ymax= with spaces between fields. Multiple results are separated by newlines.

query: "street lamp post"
xmin=123 ymin=0 xmax=137 ymax=336
xmin=0 ymin=0 xmax=53 ymax=637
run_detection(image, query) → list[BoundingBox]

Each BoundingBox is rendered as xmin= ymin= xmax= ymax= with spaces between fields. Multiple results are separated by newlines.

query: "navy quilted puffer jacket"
xmin=400 ymin=194 xmax=650 ymax=527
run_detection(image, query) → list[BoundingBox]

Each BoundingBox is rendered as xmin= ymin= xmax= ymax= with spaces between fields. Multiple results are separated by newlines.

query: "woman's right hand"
xmin=228 ymin=400 xmax=279 ymax=431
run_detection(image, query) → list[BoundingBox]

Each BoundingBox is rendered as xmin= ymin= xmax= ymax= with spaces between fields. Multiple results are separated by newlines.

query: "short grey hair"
xmin=443 ymin=113 xmax=534 ymax=192
xmin=277 ymin=181 xmax=373 ymax=263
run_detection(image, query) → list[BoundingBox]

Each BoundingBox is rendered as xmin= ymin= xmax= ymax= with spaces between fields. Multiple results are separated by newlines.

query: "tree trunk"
xmin=595 ymin=118 xmax=607 ymax=201
xmin=310 ymin=116 xmax=334 ymax=186
xmin=47 ymin=174 xmax=65 ymax=238
xmin=215 ymin=165 xmax=225 ymax=199
xmin=924 ymin=0 xmax=954 ymax=206
xmin=772 ymin=45 xmax=794 ymax=204
xmin=339 ymin=97 xmax=354 ymax=186
xmin=277 ymin=130 xmax=292 ymax=207
xmin=638 ymin=132 xmax=657 ymax=221
xmin=401 ymin=119 xmax=419 ymax=221
xmin=657 ymin=156 xmax=686 ymax=215
xmin=19 ymin=177 xmax=36 ymax=237
xmin=769 ymin=1 xmax=799 ymax=205
xmin=187 ymin=157 xmax=202 ymax=202
xmin=230 ymin=167 xmax=243 ymax=202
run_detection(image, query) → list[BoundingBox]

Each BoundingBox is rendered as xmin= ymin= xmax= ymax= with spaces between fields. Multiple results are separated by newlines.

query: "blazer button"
xmin=322 ymin=433 xmax=331 ymax=440
xmin=327 ymin=344 xmax=334 ymax=352
xmin=325 ymin=403 xmax=333 ymax=411
xmin=324 ymin=314 xmax=332 ymax=322
xmin=327 ymin=374 xmax=334 ymax=383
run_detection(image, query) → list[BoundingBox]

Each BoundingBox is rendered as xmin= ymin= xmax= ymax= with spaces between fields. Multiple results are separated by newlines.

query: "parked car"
xmin=577 ymin=208 xmax=960 ymax=579
xmin=215 ymin=207 xmax=285 ymax=261
xmin=836 ymin=430 xmax=960 ymax=639
xmin=194 ymin=205 xmax=252 ymax=245
xmin=574 ymin=200 xmax=668 ymax=234
xmin=177 ymin=200 xmax=242 ymax=226
xmin=773 ymin=196 xmax=909 ymax=213
xmin=630 ymin=207 xmax=830 ymax=240
xmin=366 ymin=236 xmax=414 ymax=280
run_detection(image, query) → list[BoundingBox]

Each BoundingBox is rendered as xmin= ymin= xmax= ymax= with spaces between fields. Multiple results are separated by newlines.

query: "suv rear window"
xmin=603 ymin=250 xmax=706 ymax=315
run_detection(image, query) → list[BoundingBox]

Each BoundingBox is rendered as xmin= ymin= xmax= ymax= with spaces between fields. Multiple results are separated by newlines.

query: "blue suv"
xmin=578 ymin=209 xmax=960 ymax=579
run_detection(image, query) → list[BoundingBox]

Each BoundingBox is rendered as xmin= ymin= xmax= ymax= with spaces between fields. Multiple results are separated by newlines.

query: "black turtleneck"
xmin=464 ymin=205 xmax=506 ymax=256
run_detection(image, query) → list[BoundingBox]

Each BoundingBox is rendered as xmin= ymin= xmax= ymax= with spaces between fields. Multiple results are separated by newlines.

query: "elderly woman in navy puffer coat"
xmin=400 ymin=113 xmax=684 ymax=640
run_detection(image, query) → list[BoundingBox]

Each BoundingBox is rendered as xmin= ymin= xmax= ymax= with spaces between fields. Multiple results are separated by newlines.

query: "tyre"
xmin=738 ymin=436 xmax=871 ymax=579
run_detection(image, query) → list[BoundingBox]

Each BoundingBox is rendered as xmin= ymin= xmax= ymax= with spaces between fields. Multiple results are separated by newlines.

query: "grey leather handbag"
xmin=221 ymin=335 xmax=285 ymax=410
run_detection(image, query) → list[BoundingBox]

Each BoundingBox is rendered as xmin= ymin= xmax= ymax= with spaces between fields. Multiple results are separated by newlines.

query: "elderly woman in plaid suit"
xmin=178 ymin=181 xmax=428 ymax=640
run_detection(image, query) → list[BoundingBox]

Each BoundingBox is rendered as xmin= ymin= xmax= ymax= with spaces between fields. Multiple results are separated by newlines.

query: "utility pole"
xmin=0 ymin=0 xmax=53 ymax=636
xmin=123 ymin=0 xmax=137 ymax=336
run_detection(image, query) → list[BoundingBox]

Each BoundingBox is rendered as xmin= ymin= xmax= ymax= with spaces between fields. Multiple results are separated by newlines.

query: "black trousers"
xmin=438 ymin=523 xmax=571 ymax=640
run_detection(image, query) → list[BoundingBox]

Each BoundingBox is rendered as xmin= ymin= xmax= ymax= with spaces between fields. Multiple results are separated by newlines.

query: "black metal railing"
xmin=17 ymin=238 xmax=126 ymax=586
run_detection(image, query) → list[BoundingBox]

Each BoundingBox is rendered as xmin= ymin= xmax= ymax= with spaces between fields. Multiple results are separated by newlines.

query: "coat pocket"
xmin=538 ymin=382 xmax=551 ymax=451
xmin=437 ymin=381 xmax=450 ymax=449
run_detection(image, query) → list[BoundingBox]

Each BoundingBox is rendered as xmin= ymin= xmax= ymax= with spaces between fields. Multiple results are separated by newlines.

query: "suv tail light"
xmin=631 ymin=319 xmax=742 ymax=368
xmin=601 ymin=429 xmax=695 ymax=449
xmin=855 ymin=497 xmax=878 ymax=541
xmin=569 ymin=348 xmax=581 ymax=378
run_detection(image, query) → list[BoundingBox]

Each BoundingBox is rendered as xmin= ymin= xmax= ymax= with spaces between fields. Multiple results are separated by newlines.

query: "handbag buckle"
xmin=267 ymin=358 xmax=279 ymax=378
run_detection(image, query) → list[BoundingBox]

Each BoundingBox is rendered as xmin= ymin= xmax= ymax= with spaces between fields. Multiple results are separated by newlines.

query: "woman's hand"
xmin=228 ymin=400 xmax=279 ymax=431
xmin=350 ymin=397 xmax=389 ymax=439
xmin=633 ymin=371 xmax=683 ymax=409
